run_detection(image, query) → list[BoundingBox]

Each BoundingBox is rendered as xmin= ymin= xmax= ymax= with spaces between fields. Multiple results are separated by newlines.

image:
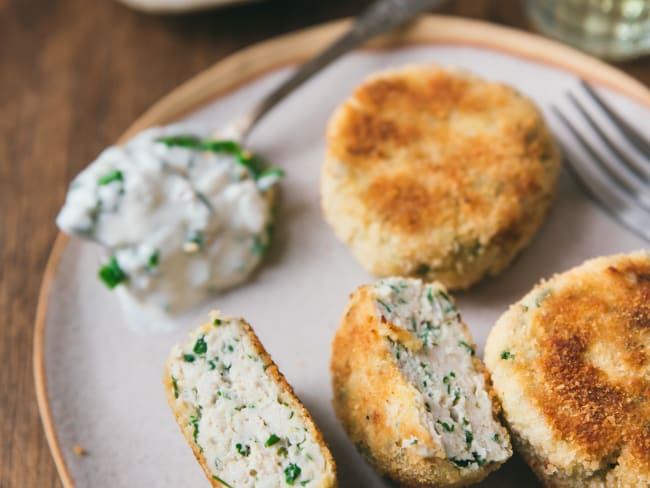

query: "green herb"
xmin=377 ymin=299 xmax=392 ymax=314
xmin=411 ymin=438 xmax=418 ymax=445
xmin=437 ymin=420 xmax=454 ymax=432
xmin=193 ymin=336 xmax=208 ymax=355
xmin=208 ymin=360 xmax=217 ymax=370
xmin=235 ymin=443 xmax=250 ymax=457
xmin=189 ymin=416 xmax=200 ymax=444
xmin=97 ymin=169 xmax=123 ymax=186
xmin=492 ymin=433 xmax=500 ymax=443
xmin=501 ymin=351 xmax=515 ymax=360
xmin=185 ymin=231 xmax=204 ymax=251
xmin=171 ymin=376 xmax=179 ymax=399
xmin=465 ymin=430 xmax=473 ymax=446
xmin=98 ymin=257 xmax=127 ymax=289
xmin=459 ymin=341 xmax=475 ymax=355
xmin=453 ymin=387 xmax=461 ymax=405
xmin=277 ymin=446 xmax=288 ymax=458
xmin=424 ymin=402 xmax=431 ymax=412
xmin=211 ymin=475 xmax=234 ymax=488
xmin=147 ymin=250 xmax=160 ymax=269
xmin=284 ymin=463 xmax=301 ymax=485
xmin=438 ymin=290 xmax=456 ymax=314
xmin=265 ymin=434 xmax=281 ymax=447
xmin=252 ymin=235 xmax=268 ymax=256
xmin=426 ymin=287 xmax=434 ymax=303
xmin=213 ymin=317 xmax=222 ymax=326
xmin=300 ymin=481 xmax=311 ymax=486
xmin=183 ymin=354 xmax=196 ymax=363
xmin=462 ymin=417 xmax=469 ymax=426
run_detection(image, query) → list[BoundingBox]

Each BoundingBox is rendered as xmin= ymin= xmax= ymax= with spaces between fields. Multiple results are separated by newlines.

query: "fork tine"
xmin=551 ymin=105 xmax=650 ymax=242
xmin=567 ymin=91 xmax=650 ymax=184
xmin=552 ymin=103 xmax=650 ymax=213
xmin=581 ymin=80 xmax=650 ymax=157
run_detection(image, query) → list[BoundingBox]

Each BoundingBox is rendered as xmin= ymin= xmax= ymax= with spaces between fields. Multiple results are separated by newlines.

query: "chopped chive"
xmin=265 ymin=434 xmax=281 ymax=447
xmin=438 ymin=290 xmax=456 ymax=313
xmin=193 ymin=336 xmax=208 ymax=355
xmin=97 ymin=169 xmax=123 ymax=186
xmin=300 ymin=480 xmax=312 ymax=486
xmin=213 ymin=318 xmax=222 ymax=326
xmin=377 ymin=299 xmax=392 ymax=313
xmin=437 ymin=420 xmax=455 ymax=432
xmin=211 ymin=475 xmax=234 ymax=488
xmin=492 ymin=433 xmax=500 ymax=442
xmin=98 ymin=257 xmax=127 ymax=289
xmin=462 ymin=417 xmax=470 ymax=426
xmin=501 ymin=351 xmax=515 ymax=360
xmin=277 ymin=446 xmax=288 ymax=457
xmin=427 ymin=287 xmax=434 ymax=303
xmin=189 ymin=416 xmax=200 ymax=444
xmin=147 ymin=250 xmax=159 ymax=269
xmin=208 ymin=360 xmax=217 ymax=370
xmin=465 ymin=430 xmax=473 ymax=446
xmin=235 ymin=443 xmax=250 ymax=457
xmin=171 ymin=376 xmax=179 ymax=399
xmin=183 ymin=354 xmax=195 ymax=363
xmin=284 ymin=463 xmax=301 ymax=485
xmin=459 ymin=341 xmax=475 ymax=355
xmin=424 ymin=402 xmax=431 ymax=412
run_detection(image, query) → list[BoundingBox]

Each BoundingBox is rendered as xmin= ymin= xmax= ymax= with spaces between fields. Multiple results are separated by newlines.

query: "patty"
xmin=321 ymin=64 xmax=560 ymax=289
xmin=484 ymin=251 xmax=650 ymax=487
xmin=164 ymin=312 xmax=337 ymax=488
xmin=331 ymin=277 xmax=511 ymax=487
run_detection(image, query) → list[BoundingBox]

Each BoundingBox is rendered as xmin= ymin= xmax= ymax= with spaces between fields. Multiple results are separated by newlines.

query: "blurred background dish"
xmin=116 ymin=0 xmax=255 ymax=13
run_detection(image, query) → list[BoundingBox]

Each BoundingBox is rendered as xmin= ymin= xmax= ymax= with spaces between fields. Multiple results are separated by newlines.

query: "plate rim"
xmin=34 ymin=14 xmax=650 ymax=487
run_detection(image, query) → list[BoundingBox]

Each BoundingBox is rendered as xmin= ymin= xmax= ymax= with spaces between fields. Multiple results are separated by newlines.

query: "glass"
xmin=526 ymin=0 xmax=650 ymax=60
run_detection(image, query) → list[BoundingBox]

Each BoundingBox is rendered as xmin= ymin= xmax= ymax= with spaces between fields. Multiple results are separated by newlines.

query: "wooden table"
xmin=0 ymin=0 xmax=647 ymax=485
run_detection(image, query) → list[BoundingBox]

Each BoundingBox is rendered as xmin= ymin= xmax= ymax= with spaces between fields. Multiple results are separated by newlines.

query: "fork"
xmin=551 ymin=80 xmax=650 ymax=242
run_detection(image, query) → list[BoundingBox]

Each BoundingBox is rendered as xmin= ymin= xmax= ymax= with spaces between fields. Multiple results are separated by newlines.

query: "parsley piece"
xmin=265 ymin=434 xmax=281 ymax=447
xmin=183 ymin=353 xmax=195 ymax=363
xmin=235 ymin=443 xmax=250 ymax=457
xmin=284 ymin=463 xmax=301 ymax=485
xmin=98 ymin=257 xmax=127 ymax=289
xmin=501 ymin=351 xmax=515 ymax=360
xmin=97 ymin=169 xmax=123 ymax=186
xmin=193 ymin=336 xmax=208 ymax=355
xmin=208 ymin=360 xmax=217 ymax=370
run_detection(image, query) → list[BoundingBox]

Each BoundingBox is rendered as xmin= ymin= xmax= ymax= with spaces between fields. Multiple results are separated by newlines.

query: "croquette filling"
xmin=168 ymin=316 xmax=327 ymax=487
xmin=374 ymin=278 xmax=510 ymax=469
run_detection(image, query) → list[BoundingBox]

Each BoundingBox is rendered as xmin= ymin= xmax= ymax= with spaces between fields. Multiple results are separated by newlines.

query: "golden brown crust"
xmin=485 ymin=251 xmax=650 ymax=487
xmin=322 ymin=65 xmax=560 ymax=289
xmin=164 ymin=317 xmax=337 ymax=488
xmin=331 ymin=284 xmax=509 ymax=487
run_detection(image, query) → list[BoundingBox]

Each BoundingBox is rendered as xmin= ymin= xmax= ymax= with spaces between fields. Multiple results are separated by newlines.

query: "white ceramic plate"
xmin=35 ymin=16 xmax=650 ymax=488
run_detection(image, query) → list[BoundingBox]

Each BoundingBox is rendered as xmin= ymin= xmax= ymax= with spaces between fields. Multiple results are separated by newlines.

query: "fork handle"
xmin=229 ymin=0 xmax=446 ymax=142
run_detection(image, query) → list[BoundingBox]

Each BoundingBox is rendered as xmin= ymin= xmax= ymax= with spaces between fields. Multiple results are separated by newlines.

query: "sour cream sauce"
xmin=56 ymin=123 xmax=281 ymax=333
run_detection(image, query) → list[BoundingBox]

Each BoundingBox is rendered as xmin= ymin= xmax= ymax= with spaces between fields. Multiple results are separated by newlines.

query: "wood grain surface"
xmin=0 ymin=0 xmax=648 ymax=486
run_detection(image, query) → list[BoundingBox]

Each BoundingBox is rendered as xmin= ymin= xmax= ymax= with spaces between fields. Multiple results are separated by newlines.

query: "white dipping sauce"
xmin=56 ymin=123 xmax=282 ymax=333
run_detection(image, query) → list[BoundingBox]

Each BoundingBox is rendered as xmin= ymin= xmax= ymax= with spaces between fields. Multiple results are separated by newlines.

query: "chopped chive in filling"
xmin=465 ymin=430 xmax=473 ymax=446
xmin=212 ymin=475 xmax=234 ymax=488
xmin=377 ymin=299 xmax=392 ymax=313
xmin=97 ymin=169 xmax=123 ymax=186
xmin=213 ymin=318 xmax=222 ymax=327
xmin=235 ymin=443 xmax=250 ymax=457
xmin=459 ymin=341 xmax=475 ymax=355
xmin=265 ymin=434 xmax=281 ymax=447
xmin=147 ymin=250 xmax=159 ymax=269
xmin=190 ymin=415 xmax=200 ymax=444
xmin=437 ymin=420 xmax=455 ymax=432
xmin=171 ymin=376 xmax=179 ymax=399
xmin=500 ymin=351 xmax=515 ymax=360
xmin=193 ymin=336 xmax=208 ymax=355
xmin=98 ymin=257 xmax=128 ymax=289
xmin=284 ymin=463 xmax=302 ymax=485
xmin=183 ymin=353 xmax=195 ymax=363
